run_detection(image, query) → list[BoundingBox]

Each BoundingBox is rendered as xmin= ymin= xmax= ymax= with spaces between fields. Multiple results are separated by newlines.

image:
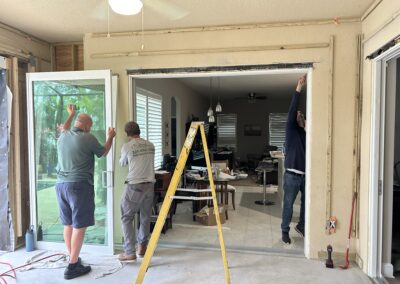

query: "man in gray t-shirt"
xmin=55 ymin=105 xmax=116 ymax=280
xmin=118 ymin=121 xmax=155 ymax=262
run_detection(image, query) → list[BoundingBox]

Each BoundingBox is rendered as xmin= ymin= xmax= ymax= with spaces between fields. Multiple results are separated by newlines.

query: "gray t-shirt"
xmin=119 ymin=137 xmax=155 ymax=184
xmin=56 ymin=127 xmax=105 ymax=184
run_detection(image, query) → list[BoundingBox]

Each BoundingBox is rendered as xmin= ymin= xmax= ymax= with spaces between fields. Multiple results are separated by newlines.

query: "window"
xmin=269 ymin=113 xmax=287 ymax=150
xmin=217 ymin=114 xmax=237 ymax=150
xmin=135 ymin=88 xmax=163 ymax=169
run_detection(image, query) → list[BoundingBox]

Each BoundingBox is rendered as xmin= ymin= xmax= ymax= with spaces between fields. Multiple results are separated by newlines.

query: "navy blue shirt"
xmin=284 ymin=91 xmax=306 ymax=172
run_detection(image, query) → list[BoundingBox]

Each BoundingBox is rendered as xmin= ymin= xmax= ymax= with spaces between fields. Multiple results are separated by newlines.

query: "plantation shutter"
xmin=217 ymin=114 xmax=237 ymax=150
xmin=269 ymin=113 xmax=287 ymax=150
xmin=136 ymin=89 xmax=163 ymax=169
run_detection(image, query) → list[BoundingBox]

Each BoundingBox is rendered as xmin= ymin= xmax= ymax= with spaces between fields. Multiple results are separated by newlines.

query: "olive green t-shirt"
xmin=56 ymin=127 xmax=105 ymax=185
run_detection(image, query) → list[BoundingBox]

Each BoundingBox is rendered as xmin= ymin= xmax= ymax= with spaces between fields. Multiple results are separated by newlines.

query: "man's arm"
xmin=296 ymin=75 xmax=306 ymax=93
xmin=287 ymin=75 xmax=306 ymax=127
xmin=103 ymin=127 xmax=116 ymax=156
xmin=62 ymin=104 xmax=76 ymax=131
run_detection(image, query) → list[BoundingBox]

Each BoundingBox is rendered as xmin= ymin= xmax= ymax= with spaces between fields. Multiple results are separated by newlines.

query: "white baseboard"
xmin=382 ymin=262 xmax=394 ymax=278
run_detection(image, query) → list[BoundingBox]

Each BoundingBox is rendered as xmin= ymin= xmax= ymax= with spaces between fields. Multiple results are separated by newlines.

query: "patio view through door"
xmin=27 ymin=70 xmax=115 ymax=254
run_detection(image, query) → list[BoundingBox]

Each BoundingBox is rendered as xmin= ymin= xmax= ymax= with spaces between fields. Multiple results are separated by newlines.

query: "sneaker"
xmin=64 ymin=263 xmax=91 ymax=280
xmin=282 ymin=232 xmax=291 ymax=244
xmin=295 ymin=225 xmax=305 ymax=238
xmin=118 ymin=253 xmax=136 ymax=262
xmin=136 ymin=244 xmax=147 ymax=258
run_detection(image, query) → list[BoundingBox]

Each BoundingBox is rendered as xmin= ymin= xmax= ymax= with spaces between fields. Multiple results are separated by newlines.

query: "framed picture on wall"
xmin=244 ymin=124 xmax=262 ymax=136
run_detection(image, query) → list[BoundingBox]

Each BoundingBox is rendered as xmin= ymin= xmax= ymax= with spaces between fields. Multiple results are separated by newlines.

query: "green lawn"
xmin=37 ymin=180 xmax=107 ymax=245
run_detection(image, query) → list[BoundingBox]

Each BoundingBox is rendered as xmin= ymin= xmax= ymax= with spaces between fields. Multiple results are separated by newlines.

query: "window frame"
xmin=269 ymin=113 xmax=288 ymax=151
xmin=217 ymin=113 xmax=237 ymax=150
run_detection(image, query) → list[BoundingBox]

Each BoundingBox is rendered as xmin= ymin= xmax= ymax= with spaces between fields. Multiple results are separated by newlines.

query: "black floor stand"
xmin=255 ymin=169 xmax=275 ymax=206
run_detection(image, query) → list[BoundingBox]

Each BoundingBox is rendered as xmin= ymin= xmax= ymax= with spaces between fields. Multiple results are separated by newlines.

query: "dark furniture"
xmin=255 ymin=163 xmax=275 ymax=206
xmin=212 ymin=150 xmax=234 ymax=169
xmin=187 ymin=177 xmax=231 ymax=220
xmin=152 ymin=171 xmax=173 ymax=233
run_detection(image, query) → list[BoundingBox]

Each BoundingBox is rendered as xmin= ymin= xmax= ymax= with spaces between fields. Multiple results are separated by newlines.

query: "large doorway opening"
xmin=129 ymin=65 xmax=312 ymax=257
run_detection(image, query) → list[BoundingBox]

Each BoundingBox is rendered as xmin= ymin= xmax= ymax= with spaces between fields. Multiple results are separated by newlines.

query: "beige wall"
xmin=84 ymin=20 xmax=361 ymax=258
xmin=0 ymin=24 xmax=51 ymax=71
xmin=359 ymin=0 xmax=400 ymax=275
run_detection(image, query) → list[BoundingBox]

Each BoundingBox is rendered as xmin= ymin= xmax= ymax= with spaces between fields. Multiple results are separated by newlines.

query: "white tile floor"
xmin=159 ymin=185 xmax=304 ymax=254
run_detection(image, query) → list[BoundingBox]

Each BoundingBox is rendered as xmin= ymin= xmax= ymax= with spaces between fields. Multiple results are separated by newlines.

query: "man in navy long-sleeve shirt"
xmin=281 ymin=75 xmax=306 ymax=244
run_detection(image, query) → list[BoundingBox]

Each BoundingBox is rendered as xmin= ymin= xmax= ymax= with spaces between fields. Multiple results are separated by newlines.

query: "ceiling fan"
xmin=235 ymin=92 xmax=267 ymax=103
xmin=94 ymin=0 xmax=189 ymax=20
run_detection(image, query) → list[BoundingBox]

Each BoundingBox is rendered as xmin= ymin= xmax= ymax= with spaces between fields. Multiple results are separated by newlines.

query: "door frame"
xmin=26 ymin=70 xmax=114 ymax=254
xmin=128 ymin=66 xmax=313 ymax=257
xmin=368 ymin=43 xmax=400 ymax=278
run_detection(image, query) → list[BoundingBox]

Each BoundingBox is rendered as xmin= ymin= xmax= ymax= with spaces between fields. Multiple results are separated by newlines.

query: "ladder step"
xmin=176 ymin=188 xmax=212 ymax=193
xmin=170 ymin=196 xmax=213 ymax=201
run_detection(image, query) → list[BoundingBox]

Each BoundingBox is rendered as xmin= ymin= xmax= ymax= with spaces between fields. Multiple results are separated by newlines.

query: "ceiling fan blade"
xmin=90 ymin=1 xmax=108 ymax=20
xmin=256 ymin=96 xmax=267 ymax=100
xmin=144 ymin=0 xmax=189 ymax=20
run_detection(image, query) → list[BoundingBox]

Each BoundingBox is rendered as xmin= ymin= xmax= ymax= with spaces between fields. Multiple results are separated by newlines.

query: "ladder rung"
xmin=170 ymin=196 xmax=213 ymax=201
xmin=176 ymin=188 xmax=212 ymax=193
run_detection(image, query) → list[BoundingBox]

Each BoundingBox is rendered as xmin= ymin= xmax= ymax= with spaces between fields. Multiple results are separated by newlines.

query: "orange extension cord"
xmin=0 ymin=253 xmax=66 ymax=284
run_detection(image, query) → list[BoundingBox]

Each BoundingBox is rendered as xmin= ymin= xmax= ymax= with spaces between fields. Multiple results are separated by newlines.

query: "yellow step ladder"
xmin=135 ymin=121 xmax=231 ymax=284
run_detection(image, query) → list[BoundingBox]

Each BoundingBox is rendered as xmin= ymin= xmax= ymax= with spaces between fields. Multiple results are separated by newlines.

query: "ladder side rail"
xmin=135 ymin=123 xmax=200 ymax=283
xmin=200 ymin=125 xmax=231 ymax=284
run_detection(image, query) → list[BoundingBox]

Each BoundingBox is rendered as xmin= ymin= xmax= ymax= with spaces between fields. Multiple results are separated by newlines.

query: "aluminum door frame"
xmin=26 ymin=70 xmax=114 ymax=255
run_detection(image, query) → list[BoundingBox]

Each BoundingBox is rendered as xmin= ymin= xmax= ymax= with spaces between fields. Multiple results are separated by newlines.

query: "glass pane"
xmin=33 ymin=79 xmax=108 ymax=245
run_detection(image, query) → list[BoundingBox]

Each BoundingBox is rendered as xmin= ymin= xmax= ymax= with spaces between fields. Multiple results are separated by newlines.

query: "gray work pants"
xmin=120 ymin=182 xmax=154 ymax=256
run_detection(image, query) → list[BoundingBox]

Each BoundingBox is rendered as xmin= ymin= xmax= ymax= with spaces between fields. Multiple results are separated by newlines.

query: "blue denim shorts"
xmin=55 ymin=182 xmax=95 ymax=229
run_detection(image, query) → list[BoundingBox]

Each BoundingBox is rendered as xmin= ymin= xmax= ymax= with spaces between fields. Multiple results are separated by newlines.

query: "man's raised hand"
xmin=67 ymin=104 xmax=76 ymax=116
xmin=296 ymin=75 xmax=307 ymax=92
xmin=108 ymin=127 xmax=116 ymax=139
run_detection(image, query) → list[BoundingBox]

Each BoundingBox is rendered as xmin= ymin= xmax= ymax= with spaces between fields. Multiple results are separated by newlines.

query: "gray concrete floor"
xmin=1 ymin=185 xmax=371 ymax=283
xmin=1 ymin=247 xmax=372 ymax=284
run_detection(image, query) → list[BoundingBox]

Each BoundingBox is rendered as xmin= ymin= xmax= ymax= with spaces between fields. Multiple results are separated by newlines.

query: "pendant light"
xmin=207 ymin=107 xmax=213 ymax=117
xmin=207 ymin=77 xmax=214 ymax=117
xmin=208 ymin=114 xmax=215 ymax=123
xmin=215 ymin=77 xmax=222 ymax=113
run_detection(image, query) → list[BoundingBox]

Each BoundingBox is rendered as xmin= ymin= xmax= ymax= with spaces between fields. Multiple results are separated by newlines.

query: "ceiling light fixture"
xmin=215 ymin=77 xmax=222 ymax=113
xmin=207 ymin=77 xmax=214 ymax=118
xmin=208 ymin=114 xmax=215 ymax=123
xmin=109 ymin=0 xmax=143 ymax=15
xmin=207 ymin=107 xmax=213 ymax=117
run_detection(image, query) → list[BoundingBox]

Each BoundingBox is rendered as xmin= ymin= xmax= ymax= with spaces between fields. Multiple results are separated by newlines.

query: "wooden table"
xmin=189 ymin=178 xmax=230 ymax=220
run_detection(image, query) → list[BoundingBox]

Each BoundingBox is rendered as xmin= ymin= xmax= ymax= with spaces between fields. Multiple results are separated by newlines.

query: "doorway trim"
xmin=128 ymin=64 xmax=313 ymax=258
xmin=368 ymin=43 xmax=400 ymax=278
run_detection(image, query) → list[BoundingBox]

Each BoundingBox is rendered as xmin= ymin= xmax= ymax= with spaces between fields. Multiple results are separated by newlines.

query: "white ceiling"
xmin=0 ymin=0 xmax=374 ymax=43
xmin=175 ymin=72 xmax=304 ymax=101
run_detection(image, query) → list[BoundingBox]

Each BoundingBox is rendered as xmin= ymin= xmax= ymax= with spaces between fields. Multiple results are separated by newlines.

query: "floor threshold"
xmin=158 ymin=240 xmax=304 ymax=258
